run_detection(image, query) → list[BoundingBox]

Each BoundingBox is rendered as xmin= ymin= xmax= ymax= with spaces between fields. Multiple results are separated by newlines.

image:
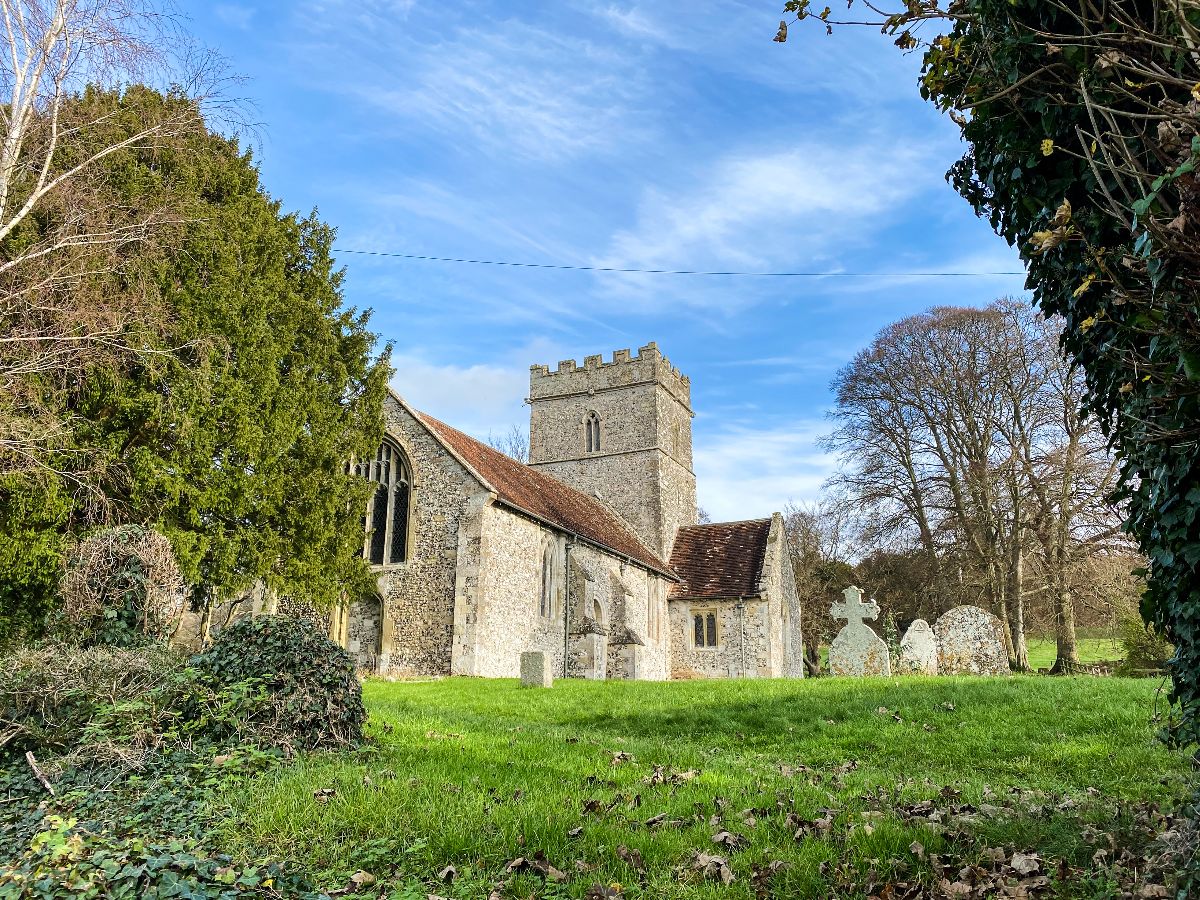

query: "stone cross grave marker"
xmin=828 ymin=586 xmax=892 ymax=677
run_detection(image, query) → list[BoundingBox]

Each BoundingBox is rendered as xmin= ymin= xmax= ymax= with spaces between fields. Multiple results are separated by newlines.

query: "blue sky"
xmin=179 ymin=0 xmax=1027 ymax=521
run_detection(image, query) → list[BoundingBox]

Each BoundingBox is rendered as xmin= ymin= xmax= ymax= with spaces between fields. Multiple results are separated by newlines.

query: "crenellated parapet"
xmin=529 ymin=341 xmax=691 ymax=410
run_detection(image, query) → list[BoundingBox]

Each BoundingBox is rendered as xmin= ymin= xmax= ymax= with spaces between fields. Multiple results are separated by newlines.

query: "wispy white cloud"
xmin=213 ymin=3 xmax=255 ymax=29
xmin=295 ymin=10 xmax=652 ymax=164
xmin=694 ymin=418 xmax=835 ymax=521
xmin=592 ymin=140 xmax=941 ymax=311
xmin=594 ymin=5 xmax=683 ymax=47
xmin=390 ymin=354 xmax=529 ymax=439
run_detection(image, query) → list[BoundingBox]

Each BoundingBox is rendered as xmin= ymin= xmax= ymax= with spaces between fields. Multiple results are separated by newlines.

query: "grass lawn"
xmin=222 ymin=676 xmax=1190 ymax=899
xmin=1023 ymin=637 xmax=1123 ymax=671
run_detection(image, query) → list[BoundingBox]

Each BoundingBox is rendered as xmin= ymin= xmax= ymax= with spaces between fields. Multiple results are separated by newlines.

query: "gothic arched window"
xmin=585 ymin=411 xmax=601 ymax=453
xmin=358 ymin=440 xmax=411 ymax=566
xmin=539 ymin=544 xmax=556 ymax=618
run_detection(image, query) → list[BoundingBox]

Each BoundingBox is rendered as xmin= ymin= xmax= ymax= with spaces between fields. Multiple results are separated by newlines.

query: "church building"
xmin=329 ymin=342 xmax=804 ymax=680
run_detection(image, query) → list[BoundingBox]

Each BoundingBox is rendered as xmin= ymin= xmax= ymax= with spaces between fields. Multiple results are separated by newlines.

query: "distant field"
xmin=222 ymin=676 xmax=1188 ymax=899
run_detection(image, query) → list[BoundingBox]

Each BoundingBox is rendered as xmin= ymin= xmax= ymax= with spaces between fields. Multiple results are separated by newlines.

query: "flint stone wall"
xmin=376 ymin=396 xmax=479 ymax=676
xmin=934 ymin=605 xmax=1010 ymax=675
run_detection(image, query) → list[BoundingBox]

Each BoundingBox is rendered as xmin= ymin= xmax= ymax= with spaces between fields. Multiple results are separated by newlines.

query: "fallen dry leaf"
xmin=1010 ymin=851 xmax=1042 ymax=875
xmin=617 ymin=845 xmax=647 ymax=874
xmin=690 ymin=851 xmax=735 ymax=885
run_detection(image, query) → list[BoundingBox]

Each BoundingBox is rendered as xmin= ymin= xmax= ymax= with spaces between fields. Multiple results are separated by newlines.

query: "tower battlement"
xmin=527 ymin=341 xmax=697 ymax=559
xmin=529 ymin=342 xmax=691 ymax=410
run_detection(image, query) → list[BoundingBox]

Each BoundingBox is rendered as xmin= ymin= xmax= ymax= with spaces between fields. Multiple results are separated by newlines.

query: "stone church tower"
xmin=528 ymin=342 xmax=698 ymax=559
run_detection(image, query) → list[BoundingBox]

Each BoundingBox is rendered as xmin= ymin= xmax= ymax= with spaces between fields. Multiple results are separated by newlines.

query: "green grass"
xmin=1024 ymin=636 xmax=1123 ymax=670
xmin=222 ymin=677 xmax=1190 ymax=899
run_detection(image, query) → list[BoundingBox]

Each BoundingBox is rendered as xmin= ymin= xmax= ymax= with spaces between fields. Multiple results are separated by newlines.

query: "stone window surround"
xmin=361 ymin=431 xmax=421 ymax=571
xmin=539 ymin=542 xmax=562 ymax=620
xmin=690 ymin=606 xmax=721 ymax=650
xmin=359 ymin=438 xmax=415 ymax=565
xmin=584 ymin=410 xmax=601 ymax=454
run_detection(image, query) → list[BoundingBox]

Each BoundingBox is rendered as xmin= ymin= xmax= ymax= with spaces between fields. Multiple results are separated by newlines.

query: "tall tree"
xmin=784 ymin=497 xmax=856 ymax=674
xmin=1 ymin=87 xmax=390 ymax=635
xmin=0 ymin=0 xmax=201 ymax=479
xmin=827 ymin=301 xmax=1124 ymax=671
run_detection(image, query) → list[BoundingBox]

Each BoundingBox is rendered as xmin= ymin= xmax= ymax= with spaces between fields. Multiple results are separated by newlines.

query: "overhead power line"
xmin=333 ymin=248 xmax=1025 ymax=278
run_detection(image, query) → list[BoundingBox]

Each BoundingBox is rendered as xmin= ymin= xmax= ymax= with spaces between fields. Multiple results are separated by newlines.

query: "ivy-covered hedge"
xmin=193 ymin=616 xmax=365 ymax=751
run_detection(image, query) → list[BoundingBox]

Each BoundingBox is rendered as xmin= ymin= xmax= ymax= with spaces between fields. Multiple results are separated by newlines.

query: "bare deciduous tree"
xmin=827 ymin=301 xmax=1129 ymax=673
xmin=486 ymin=423 xmax=529 ymax=463
xmin=0 ymin=0 xmax=204 ymax=480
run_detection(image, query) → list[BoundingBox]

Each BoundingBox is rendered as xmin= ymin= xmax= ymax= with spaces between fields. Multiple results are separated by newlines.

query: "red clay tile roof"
xmin=417 ymin=411 xmax=675 ymax=578
xmin=668 ymin=519 xmax=772 ymax=600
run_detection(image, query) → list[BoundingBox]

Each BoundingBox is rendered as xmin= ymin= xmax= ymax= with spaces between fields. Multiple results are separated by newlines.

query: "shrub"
xmin=1 ymin=815 xmax=326 ymax=900
xmin=1115 ymin=618 xmax=1174 ymax=677
xmin=58 ymin=526 xmax=187 ymax=648
xmin=193 ymin=615 xmax=365 ymax=750
xmin=0 ymin=643 xmax=192 ymax=757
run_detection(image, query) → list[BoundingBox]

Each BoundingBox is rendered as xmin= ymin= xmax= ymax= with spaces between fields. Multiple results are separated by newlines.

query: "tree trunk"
xmin=1048 ymin=543 xmax=1080 ymax=674
xmin=1010 ymin=534 xmax=1030 ymax=671
xmin=991 ymin=559 xmax=1018 ymax=666
xmin=803 ymin=639 xmax=822 ymax=677
xmin=1050 ymin=581 xmax=1080 ymax=674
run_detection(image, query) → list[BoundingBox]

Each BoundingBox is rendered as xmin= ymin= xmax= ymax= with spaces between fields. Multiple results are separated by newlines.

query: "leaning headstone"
xmin=520 ymin=651 xmax=553 ymax=688
xmin=897 ymin=619 xmax=938 ymax=675
xmin=828 ymin=586 xmax=891 ymax=677
xmin=933 ymin=606 xmax=1009 ymax=675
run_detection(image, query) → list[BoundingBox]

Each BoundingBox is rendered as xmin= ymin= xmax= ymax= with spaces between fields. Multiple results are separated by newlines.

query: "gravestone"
xmin=520 ymin=650 xmax=553 ymax=688
xmin=933 ymin=606 xmax=1010 ymax=675
xmin=897 ymin=619 xmax=938 ymax=675
xmin=828 ymin=586 xmax=891 ymax=677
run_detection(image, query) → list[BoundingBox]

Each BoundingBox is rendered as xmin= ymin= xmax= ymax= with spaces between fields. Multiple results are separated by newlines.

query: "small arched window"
xmin=358 ymin=440 xmax=411 ymax=565
xmin=539 ymin=545 xmax=556 ymax=618
xmin=585 ymin=411 xmax=601 ymax=453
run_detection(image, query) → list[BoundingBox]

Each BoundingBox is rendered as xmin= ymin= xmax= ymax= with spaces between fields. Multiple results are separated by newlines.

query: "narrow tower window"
xmin=585 ymin=411 xmax=601 ymax=453
xmin=358 ymin=440 xmax=412 ymax=565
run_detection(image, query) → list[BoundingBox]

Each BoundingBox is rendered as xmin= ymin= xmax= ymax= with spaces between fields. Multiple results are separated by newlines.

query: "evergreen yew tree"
xmin=0 ymin=86 xmax=389 ymax=633
xmin=780 ymin=0 xmax=1200 ymax=748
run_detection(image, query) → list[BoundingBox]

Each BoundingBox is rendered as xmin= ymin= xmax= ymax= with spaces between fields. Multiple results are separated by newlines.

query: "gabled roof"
xmin=413 ymin=408 xmax=675 ymax=578
xmin=668 ymin=518 xmax=772 ymax=600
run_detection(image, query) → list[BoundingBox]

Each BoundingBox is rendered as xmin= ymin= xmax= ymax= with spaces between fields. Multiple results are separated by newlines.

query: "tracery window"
xmin=585 ymin=411 xmax=601 ymax=453
xmin=357 ymin=440 xmax=411 ymax=565
xmin=692 ymin=609 xmax=719 ymax=648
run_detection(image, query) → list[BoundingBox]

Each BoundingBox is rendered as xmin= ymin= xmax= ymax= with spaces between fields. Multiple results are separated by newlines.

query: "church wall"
xmin=469 ymin=505 xmax=567 ymax=678
xmin=764 ymin=513 xmax=806 ymax=678
xmin=669 ymin=599 xmax=772 ymax=679
xmin=376 ymin=397 xmax=481 ymax=676
xmin=558 ymin=543 xmax=671 ymax=681
xmin=531 ymin=454 xmax=663 ymax=557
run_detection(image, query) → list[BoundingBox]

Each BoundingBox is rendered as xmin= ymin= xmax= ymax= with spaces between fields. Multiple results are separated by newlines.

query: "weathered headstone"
xmin=520 ymin=650 xmax=553 ymax=688
xmin=897 ymin=619 xmax=938 ymax=675
xmin=828 ymin=586 xmax=891 ymax=677
xmin=933 ymin=606 xmax=1010 ymax=675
